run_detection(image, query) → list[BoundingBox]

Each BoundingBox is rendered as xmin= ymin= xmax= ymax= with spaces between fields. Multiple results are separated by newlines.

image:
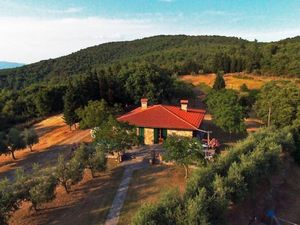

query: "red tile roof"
xmin=118 ymin=104 xmax=206 ymax=130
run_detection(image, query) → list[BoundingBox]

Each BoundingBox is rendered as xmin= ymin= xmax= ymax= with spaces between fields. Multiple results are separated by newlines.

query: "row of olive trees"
xmin=132 ymin=126 xmax=294 ymax=225
xmin=0 ymin=143 xmax=106 ymax=224
xmin=0 ymin=128 xmax=39 ymax=160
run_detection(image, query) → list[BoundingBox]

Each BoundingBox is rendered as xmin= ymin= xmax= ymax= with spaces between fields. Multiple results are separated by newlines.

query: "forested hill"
xmin=1 ymin=35 xmax=300 ymax=89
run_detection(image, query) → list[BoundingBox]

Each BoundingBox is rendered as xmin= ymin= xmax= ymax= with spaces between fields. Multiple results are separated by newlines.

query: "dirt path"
xmin=0 ymin=115 xmax=91 ymax=180
xmin=104 ymin=146 xmax=152 ymax=225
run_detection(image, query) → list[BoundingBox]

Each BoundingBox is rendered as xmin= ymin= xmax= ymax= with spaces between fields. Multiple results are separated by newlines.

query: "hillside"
xmin=0 ymin=61 xmax=24 ymax=70
xmin=0 ymin=35 xmax=300 ymax=89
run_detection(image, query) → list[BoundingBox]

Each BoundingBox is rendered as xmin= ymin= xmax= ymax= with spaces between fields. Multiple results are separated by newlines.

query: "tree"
xmin=6 ymin=128 xmax=26 ymax=160
xmin=55 ymin=154 xmax=84 ymax=193
xmin=63 ymin=82 xmax=80 ymax=130
xmin=206 ymin=89 xmax=246 ymax=134
xmin=23 ymin=128 xmax=39 ymax=151
xmin=132 ymin=189 xmax=182 ymax=225
xmin=185 ymin=188 xmax=210 ymax=225
xmin=35 ymin=86 xmax=65 ymax=116
xmin=0 ymin=132 xmax=8 ymax=156
xmin=254 ymin=82 xmax=300 ymax=127
xmin=123 ymin=64 xmax=174 ymax=104
xmin=239 ymin=83 xmax=249 ymax=92
xmin=163 ymin=136 xmax=205 ymax=179
xmin=87 ymin=145 xmax=107 ymax=177
xmin=29 ymin=170 xmax=57 ymax=211
xmin=0 ymin=179 xmax=20 ymax=225
xmin=76 ymin=100 xmax=110 ymax=129
xmin=213 ymin=72 xmax=226 ymax=90
xmin=93 ymin=116 xmax=139 ymax=162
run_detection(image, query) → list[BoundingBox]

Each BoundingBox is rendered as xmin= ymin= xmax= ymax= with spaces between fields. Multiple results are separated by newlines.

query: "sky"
xmin=0 ymin=0 xmax=299 ymax=64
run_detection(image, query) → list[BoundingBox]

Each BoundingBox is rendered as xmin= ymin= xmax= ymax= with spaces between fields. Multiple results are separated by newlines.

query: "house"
xmin=118 ymin=99 xmax=207 ymax=145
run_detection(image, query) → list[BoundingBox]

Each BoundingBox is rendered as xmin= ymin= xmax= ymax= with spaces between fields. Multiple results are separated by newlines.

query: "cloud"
xmin=0 ymin=17 xmax=171 ymax=63
xmin=0 ymin=15 xmax=299 ymax=63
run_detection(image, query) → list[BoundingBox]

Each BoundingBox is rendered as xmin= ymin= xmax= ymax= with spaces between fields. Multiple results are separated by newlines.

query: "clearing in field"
xmin=180 ymin=73 xmax=300 ymax=90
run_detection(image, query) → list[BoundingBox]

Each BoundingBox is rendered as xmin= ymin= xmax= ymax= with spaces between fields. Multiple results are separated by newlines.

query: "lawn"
xmin=118 ymin=165 xmax=187 ymax=225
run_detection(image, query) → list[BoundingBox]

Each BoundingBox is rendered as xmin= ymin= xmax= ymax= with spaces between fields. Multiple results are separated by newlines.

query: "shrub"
xmin=29 ymin=172 xmax=57 ymax=211
xmin=0 ymin=179 xmax=19 ymax=225
xmin=88 ymin=146 xmax=107 ymax=177
xmin=132 ymin=189 xmax=183 ymax=225
xmin=133 ymin=127 xmax=289 ymax=225
xmin=55 ymin=154 xmax=84 ymax=193
xmin=184 ymin=188 xmax=210 ymax=225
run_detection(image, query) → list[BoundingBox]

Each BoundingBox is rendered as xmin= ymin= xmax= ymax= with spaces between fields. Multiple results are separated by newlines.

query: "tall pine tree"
xmin=63 ymin=81 xmax=80 ymax=130
xmin=213 ymin=72 xmax=226 ymax=90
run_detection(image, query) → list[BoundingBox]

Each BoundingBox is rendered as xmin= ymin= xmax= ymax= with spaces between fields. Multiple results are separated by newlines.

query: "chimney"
xmin=141 ymin=98 xmax=148 ymax=109
xmin=180 ymin=100 xmax=188 ymax=111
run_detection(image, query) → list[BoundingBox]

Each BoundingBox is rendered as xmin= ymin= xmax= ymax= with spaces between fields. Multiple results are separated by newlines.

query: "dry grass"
xmin=0 ymin=114 xmax=92 ymax=179
xmin=5 ymin=115 xmax=123 ymax=225
xmin=180 ymin=73 xmax=300 ymax=90
xmin=9 ymin=160 xmax=123 ymax=225
xmin=118 ymin=165 xmax=187 ymax=225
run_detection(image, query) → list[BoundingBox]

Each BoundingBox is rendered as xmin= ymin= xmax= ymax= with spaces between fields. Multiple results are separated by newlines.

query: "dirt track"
xmin=0 ymin=115 xmax=92 ymax=180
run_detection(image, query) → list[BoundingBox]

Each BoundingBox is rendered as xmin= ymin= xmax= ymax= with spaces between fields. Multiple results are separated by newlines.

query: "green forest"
xmin=0 ymin=35 xmax=300 ymax=90
xmin=1 ymin=34 xmax=300 ymax=133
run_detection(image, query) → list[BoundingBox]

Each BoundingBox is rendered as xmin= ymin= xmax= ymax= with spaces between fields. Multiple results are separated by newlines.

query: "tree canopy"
xmin=206 ymin=89 xmax=246 ymax=134
xmin=254 ymin=82 xmax=300 ymax=128
xmin=213 ymin=72 xmax=226 ymax=90
xmin=92 ymin=116 xmax=139 ymax=160
xmin=163 ymin=136 xmax=205 ymax=178
xmin=76 ymin=100 xmax=110 ymax=129
xmin=1 ymin=35 xmax=300 ymax=90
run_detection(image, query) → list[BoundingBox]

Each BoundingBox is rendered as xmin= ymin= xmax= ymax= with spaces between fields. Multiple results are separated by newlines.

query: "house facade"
xmin=118 ymin=99 xmax=206 ymax=145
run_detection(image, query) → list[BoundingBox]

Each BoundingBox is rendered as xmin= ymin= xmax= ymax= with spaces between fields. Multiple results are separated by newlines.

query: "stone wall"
xmin=144 ymin=128 xmax=154 ymax=145
xmin=167 ymin=129 xmax=193 ymax=138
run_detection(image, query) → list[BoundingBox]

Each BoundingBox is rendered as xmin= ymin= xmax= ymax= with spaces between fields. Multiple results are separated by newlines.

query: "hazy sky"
xmin=0 ymin=0 xmax=299 ymax=63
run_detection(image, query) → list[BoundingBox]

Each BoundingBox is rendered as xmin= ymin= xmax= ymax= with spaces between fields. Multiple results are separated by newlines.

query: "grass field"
xmin=0 ymin=115 xmax=92 ymax=180
xmin=180 ymin=73 xmax=300 ymax=90
xmin=118 ymin=165 xmax=187 ymax=225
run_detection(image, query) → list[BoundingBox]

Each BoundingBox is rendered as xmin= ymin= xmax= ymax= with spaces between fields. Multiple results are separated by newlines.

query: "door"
xmin=162 ymin=129 xmax=167 ymax=139
xmin=154 ymin=128 xmax=167 ymax=144
xmin=139 ymin=127 xmax=145 ymax=144
xmin=154 ymin=128 xmax=159 ymax=144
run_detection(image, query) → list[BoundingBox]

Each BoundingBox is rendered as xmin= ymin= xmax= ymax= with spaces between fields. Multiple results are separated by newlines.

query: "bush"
xmin=55 ymin=154 xmax=84 ymax=193
xmin=88 ymin=146 xmax=107 ymax=177
xmin=0 ymin=179 xmax=19 ymax=225
xmin=132 ymin=189 xmax=183 ymax=225
xmin=184 ymin=188 xmax=210 ymax=225
xmin=134 ymin=127 xmax=290 ymax=224
xmin=29 ymin=172 xmax=57 ymax=211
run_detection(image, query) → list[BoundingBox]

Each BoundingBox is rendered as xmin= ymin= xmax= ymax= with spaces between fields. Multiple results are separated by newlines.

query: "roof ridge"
xmin=159 ymin=105 xmax=199 ymax=130
xmin=118 ymin=105 xmax=159 ymax=120
xmin=161 ymin=104 xmax=205 ymax=111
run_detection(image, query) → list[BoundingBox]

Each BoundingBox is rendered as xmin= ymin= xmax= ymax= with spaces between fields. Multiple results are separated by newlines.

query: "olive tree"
xmin=163 ymin=136 xmax=205 ymax=179
xmin=55 ymin=154 xmax=84 ymax=193
xmin=6 ymin=128 xmax=26 ymax=160
xmin=0 ymin=179 xmax=20 ymax=225
xmin=29 ymin=172 xmax=57 ymax=211
xmin=93 ymin=115 xmax=139 ymax=162
xmin=23 ymin=128 xmax=39 ymax=151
